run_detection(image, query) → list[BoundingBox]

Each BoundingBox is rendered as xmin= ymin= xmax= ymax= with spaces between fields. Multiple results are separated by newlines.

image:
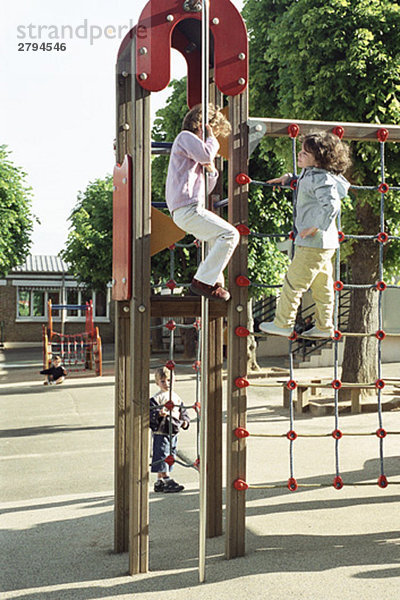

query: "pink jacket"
xmin=165 ymin=130 xmax=220 ymax=213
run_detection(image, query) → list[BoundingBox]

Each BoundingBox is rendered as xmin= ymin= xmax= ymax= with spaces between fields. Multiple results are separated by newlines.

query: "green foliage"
xmin=0 ymin=145 xmax=36 ymax=277
xmin=61 ymin=177 xmax=113 ymax=290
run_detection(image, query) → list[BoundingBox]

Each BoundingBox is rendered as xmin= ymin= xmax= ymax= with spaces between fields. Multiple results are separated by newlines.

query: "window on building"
xmin=16 ymin=287 xmax=110 ymax=321
xmin=18 ymin=291 xmax=30 ymax=317
xmin=67 ymin=289 xmax=78 ymax=316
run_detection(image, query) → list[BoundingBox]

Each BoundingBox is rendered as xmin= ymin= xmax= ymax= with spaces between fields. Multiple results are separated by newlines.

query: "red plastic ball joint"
xmin=234 ymin=478 xmax=249 ymax=491
xmin=192 ymin=360 xmax=201 ymax=371
xmin=333 ymin=330 xmax=342 ymax=341
xmin=376 ymin=329 xmax=386 ymax=340
xmin=333 ymin=476 xmax=344 ymax=490
xmin=332 ymin=379 xmax=342 ymax=389
xmin=376 ymin=428 xmax=387 ymax=439
xmin=235 ymin=326 xmax=250 ymax=338
xmin=193 ymin=401 xmax=201 ymax=412
xmin=194 ymin=458 xmax=200 ymax=470
xmin=288 ymin=123 xmax=300 ymax=138
xmin=235 ymin=377 xmax=250 ymax=389
xmin=378 ymin=474 xmax=388 ymax=488
xmin=377 ymin=128 xmax=389 ymax=143
xmin=289 ymin=231 xmax=295 ymax=240
xmin=376 ymin=280 xmax=387 ymax=291
xmin=334 ymin=280 xmax=344 ymax=291
xmin=378 ymin=182 xmax=389 ymax=194
xmin=286 ymin=379 xmax=297 ymax=390
xmin=235 ymin=173 xmax=251 ymax=186
xmin=168 ymin=244 xmax=176 ymax=250
xmin=377 ymin=232 xmax=389 ymax=243
xmin=338 ymin=231 xmax=345 ymax=243
xmin=236 ymin=224 xmax=251 ymax=236
xmin=165 ymin=319 xmax=176 ymax=331
xmin=193 ymin=318 xmax=201 ymax=330
xmin=375 ymin=379 xmax=385 ymax=389
xmin=286 ymin=430 xmax=298 ymax=441
xmin=164 ymin=400 xmax=175 ymax=411
xmin=332 ymin=126 xmax=345 ymax=139
xmin=235 ymin=427 xmax=250 ymax=439
xmin=165 ymin=454 xmax=175 ymax=467
xmin=165 ymin=360 xmax=175 ymax=370
xmin=194 ymin=239 xmax=201 ymax=248
xmin=236 ymin=275 xmax=251 ymax=287
xmin=289 ymin=180 xmax=297 ymax=190
xmin=332 ymin=429 xmax=343 ymax=440
xmin=289 ymin=331 xmax=298 ymax=341
xmin=287 ymin=477 xmax=298 ymax=491
xmin=166 ymin=279 xmax=177 ymax=290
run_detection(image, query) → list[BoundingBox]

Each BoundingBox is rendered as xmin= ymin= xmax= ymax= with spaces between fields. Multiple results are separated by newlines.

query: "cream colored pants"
xmin=274 ymin=246 xmax=336 ymax=333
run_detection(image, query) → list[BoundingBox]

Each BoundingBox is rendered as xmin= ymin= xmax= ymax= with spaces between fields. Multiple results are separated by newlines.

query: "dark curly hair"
xmin=302 ymin=132 xmax=352 ymax=175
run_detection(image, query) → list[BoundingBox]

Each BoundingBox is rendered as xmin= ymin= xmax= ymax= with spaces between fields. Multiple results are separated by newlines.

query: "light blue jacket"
xmin=293 ymin=167 xmax=350 ymax=249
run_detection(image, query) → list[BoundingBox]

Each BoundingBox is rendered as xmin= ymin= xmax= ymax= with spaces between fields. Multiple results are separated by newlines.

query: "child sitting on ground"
xmin=40 ymin=355 xmax=67 ymax=385
xmin=150 ymin=367 xmax=190 ymax=493
xmin=260 ymin=131 xmax=351 ymax=339
xmin=166 ymin=103 xmax=239 ymax=301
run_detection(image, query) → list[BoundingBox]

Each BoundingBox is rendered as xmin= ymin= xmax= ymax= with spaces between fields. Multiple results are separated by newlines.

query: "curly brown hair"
xmin=182 ymin=103 xmax=231 ymax=138
xmin=302 ymin=132 xmax=352 ymax=175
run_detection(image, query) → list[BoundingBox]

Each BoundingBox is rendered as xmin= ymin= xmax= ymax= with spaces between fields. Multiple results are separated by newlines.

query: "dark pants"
xmin=151 ymin=434 xmax=177 ymax=473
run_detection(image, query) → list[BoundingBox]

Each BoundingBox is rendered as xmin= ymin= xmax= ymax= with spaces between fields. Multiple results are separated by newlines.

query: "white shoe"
xmin=259 ymin=321 xmax=293 ymax=337
xmin=302 ymin=326 xmax=333 ymax=338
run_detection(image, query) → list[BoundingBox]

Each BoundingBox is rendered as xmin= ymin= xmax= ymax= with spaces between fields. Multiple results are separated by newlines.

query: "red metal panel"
xmin=112 ymin=156 xmax=132 ymax=301
xmin=135 ymin=0 xmax=248 ymax=100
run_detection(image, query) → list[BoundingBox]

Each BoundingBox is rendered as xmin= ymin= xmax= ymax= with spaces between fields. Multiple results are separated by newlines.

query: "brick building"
xmin=0 ymin=256 xmax=114 ymax=344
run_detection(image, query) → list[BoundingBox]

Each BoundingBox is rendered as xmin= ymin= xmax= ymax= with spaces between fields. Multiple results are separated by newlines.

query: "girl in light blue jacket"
xmin=260 ymin=132 xmax=351 ymax=338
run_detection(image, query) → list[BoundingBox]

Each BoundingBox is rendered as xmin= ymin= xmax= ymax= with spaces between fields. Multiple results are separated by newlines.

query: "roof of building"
xmin=11 ymin=255 xmax=70 ymax=274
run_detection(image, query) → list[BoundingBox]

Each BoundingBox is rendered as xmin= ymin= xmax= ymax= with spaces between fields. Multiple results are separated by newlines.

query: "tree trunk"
xmin=340 ymin=199 xmax=380 ymax=400
xmin=247 ymin=298 xmax=261 ymax=372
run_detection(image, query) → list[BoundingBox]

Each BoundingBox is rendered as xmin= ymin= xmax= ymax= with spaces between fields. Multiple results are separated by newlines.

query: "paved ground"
xmin=1 ymin=345 xmax=400 ymax=599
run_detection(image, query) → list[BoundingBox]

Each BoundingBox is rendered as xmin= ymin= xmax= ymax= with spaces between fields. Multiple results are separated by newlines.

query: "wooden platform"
xmin=151 ymin=295 xmax=228 ymax=318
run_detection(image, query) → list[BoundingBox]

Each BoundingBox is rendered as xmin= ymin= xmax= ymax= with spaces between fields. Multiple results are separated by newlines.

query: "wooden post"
xmin=226 ymin=91 xmax=249 ymax=559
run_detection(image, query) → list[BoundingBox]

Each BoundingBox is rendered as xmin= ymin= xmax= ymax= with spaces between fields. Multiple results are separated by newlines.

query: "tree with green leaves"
xmin=0 ymin=145 xmax=36 ymax=277
xmin=61 ymin=177 xmax=113 ymax=290
xmin=243 ymin=0 xmax=400 ymax=389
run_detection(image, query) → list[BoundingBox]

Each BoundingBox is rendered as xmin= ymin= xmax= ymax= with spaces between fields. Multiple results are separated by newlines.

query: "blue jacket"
xmin=292 ymin=167 xmax=350 ymax=249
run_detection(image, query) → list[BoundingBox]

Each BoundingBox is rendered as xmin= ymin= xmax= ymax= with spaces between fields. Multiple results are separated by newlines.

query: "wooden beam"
xmin=150 ymin=295 xmax=227 ymax=319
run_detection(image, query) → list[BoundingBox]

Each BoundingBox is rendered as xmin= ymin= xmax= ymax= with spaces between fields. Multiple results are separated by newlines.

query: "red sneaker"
xmin=190 ymin=278 xmax=230 ymax=301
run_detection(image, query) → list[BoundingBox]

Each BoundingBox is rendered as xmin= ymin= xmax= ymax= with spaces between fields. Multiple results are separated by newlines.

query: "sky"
xmin=0 ymin=0 xmax=244 ymax=257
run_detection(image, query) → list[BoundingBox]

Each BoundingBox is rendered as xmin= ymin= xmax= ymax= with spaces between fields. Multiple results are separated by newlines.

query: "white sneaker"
xmin=259 ymin=321 xmax=293 ymax=337
xmin=302 ymin=326 xmax=333 ymax=338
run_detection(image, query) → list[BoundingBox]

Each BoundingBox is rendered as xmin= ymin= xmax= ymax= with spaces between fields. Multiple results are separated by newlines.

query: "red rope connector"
xmin=193 ymin=318 xmax=201 ymax=330
xmin=332 ymin=379 xmax=342 ymax=389
xmin=165 ymin=455 xmax=175 ymax=467
xmin=235 ymin=427 xmax=250 ymax=439
xmin=165 ymin=319 xmax=176 ymax=331
xmin=287 ymin=477 xmax=298 ymax=491
xmin=376 ymin=280 xmax=387 ymax=291
xmin=194 ymin=458 xmax=200 ymax=470
xmin=333 ymin=330 xmax=342 ymax=341
xmin=288 ymin=331 xmax=298 ymax=341
xmin=289 ymin=230 xmax=295 ymax=240
xmin=286 ymin=379 xmax=297 ymax=390
xmin=166 ymin=279 xmax=177 ymax=290
xmin=378 ymin=182 xmax=389 ymax=194
xmin=235 ymin=326 xmax=250 ymax=337
xmin=333 ymin=475 xmax=344 ymax=489
xmin=376 ymin=329 xmax=386 ymax=340
xmin=165 ymin=360 xmax=175 ymax=370
xmin=168 ymin=244 xmax=176 ymax=250
xmin=194 ymin=239 xmax=200 ymax=248
xmin=377 ymin=128 xmax=389 ymax=143
xmin=193 ymin=401 xmax=201 ymax=412
xmin=332 ymin=126 xmax=345 ymax=139
xmin=235 ymin=376 xmax=250 ymax=388
xmin=332 ymin=429 xmax=343 ymax=440
xmin=377 ymin=232 xmax=389 ymax=243
xmin=289 ymin=180 xmax=297 ymax=191
xmin=376 ymin=427 xmax=387 ymax=439
xmin=288 ymin=123 xmax=300 ymax=138
xmin=192 ymin=360 xmax=201 ymax=371
xmin=236 ymin=275 xmax=251 ymax=287
xmin=378 ymin=474 xmax=388 ymax=488
xmin=164 ymin=400 xmax=175 ymax=411
xmin=235 ymin=173 xmax=251 ymax=186
xmin=338 ymin=231 xmax=345 ymax=243
xmin=334 ymin=280 xmax=344 ymax=291
xmin=234 ymin=478 xmax=249 ymax=491
xmin=236 ymin=224 xmax=251 ymax=236
xmin=375 ymin=379 xmax=385 ymax=389
xmin=286 ymin=430 xmax=297 ymax=441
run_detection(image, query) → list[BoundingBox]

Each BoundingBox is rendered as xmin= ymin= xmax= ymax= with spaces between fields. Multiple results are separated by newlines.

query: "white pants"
xmin=173 ymin=203 xmax=240 ymax=286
